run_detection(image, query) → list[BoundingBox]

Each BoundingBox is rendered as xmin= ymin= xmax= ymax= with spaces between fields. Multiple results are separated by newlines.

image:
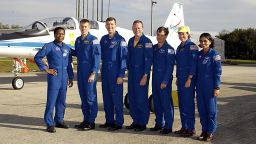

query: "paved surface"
xmin=0 ymin=64 xmax=255 ymax=144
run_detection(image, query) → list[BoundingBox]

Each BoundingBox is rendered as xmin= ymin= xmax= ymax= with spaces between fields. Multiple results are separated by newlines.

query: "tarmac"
xmin=0 ymin=64 xmax=255 ymax=144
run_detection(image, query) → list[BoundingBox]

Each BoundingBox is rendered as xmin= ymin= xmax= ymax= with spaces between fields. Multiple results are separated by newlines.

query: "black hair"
xmin=199 ymin=33 xmax=215 ymax=48
xmin=157 ymin=26 xmax=169 ymax=36
xmin=54 ymin=27 xmax=65 ymax=35
xmin=80 ymin=19 xmax=90 ymax=24
xmin=106 ymin=17 xmax=116 ymax=24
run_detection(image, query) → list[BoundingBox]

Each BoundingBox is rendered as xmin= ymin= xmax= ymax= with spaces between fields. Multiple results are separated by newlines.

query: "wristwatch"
xmin=215 ymin=87 xmax=220 ymax=90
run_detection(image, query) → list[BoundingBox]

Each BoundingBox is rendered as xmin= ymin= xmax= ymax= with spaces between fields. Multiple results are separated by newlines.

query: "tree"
xmin=217 ymin=28 xmax=256 ymax=60
xmin=0 ymin=22 xmax=21 ymax=29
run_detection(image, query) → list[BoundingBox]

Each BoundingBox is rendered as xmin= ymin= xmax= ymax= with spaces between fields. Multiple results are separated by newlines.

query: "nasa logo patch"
xmin=63 ymin=49 xmax=69 ymax=57
xmin=215 ymin=55 xmax=221 ymax=61
xmin=93 ymin=39 xmax=99 ymax=45
xmin=55 ymin=47 xmax=60 ymax=51
xmin=84 ymin=40 xmax=90 ymax=44
xmin=121 ymin=41 xmax=127 ymax=47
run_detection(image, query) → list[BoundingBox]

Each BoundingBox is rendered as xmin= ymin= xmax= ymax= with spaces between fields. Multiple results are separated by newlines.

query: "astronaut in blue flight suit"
xmin=175 ymin=26 xmax=198 ymax=137
xmin=99 ymin=17 xmax=127 ymax=131
xmin=73 ymin=19 xmax=101 ymax=130
xmin=150 ymin=27 xmax=175 ymax=134
xmin=126 ymin=20 xmax=153 ymax=131
xmin=196 ymin=33 xmax=222 ymax=142
xmin=34 ymin=27 xmax=74 ymax=133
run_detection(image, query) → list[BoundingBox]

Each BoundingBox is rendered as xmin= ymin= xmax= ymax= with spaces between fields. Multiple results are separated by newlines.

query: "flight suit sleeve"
xmin=118 ymin=39 xmax=128 ymax=77
xmin=34 ymin=44 xmax=51 ymax=71
xmin=92 ymin=38 xmax=101 ymax=74
xmin=162 ymin=47 xmax=175 ymax=84
xmin=67 ymin=49 xmax=74 ymax=80
xmin=188 ymin=44 xmax=198 ymax=76
xmin=144 ymin=39 xmax=153 ymax=75
xmin=126 ymin=39 xmax=132 ymax=70
xmin=213 ymin=52 xmax=222 ymax=88
xmin=71 ymin=38 xmax=79 ymax=57
xmin=175 ymin=47 xmax=179 ymax=78
xmin=100 ymin=37 xmax=104 ymax=60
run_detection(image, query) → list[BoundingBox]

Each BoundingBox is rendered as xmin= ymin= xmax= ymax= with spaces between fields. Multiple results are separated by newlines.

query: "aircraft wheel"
xmin=12 ymin=77 xmax=24 ymax=90
xmin=124 ymin=93 xmax=129 ymax=109
xmin=149 ymin=94 xmax=154 ymax=113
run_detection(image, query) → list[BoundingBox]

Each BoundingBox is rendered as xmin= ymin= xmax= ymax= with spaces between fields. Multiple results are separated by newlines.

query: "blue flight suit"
xmin=100 ymin=32 xmax=127 ymax=126
xmin=127 ymin=34 xmax=153 ymax=126
xmin=73 ymin=33 xmax=101 ymax=124
xmin=196 ymin=48 xmax=222 ymax=134
xmin=176 ymin=39 xmax=198 ymax=131
xmin=34 ymin=41 xmax=74 ymax=127
xmin=152 ymin=41 xmax=175 ymax=130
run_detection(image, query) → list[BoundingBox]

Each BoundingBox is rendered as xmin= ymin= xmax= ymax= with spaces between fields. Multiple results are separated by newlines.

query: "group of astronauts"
xmin=34 ymin=17 xmax=222 ymax=142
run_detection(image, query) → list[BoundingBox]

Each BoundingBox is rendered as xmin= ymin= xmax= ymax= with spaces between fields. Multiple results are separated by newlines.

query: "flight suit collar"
xmin=132 ymin=33 xmax=145 ymax=47
xmin=201 ymin=47 xmax=213 ymax=56
xmin=181 ymin=39 xmax=192 ymax=48
xmin=53 ymin=40 xmax=64 ymax=48
xmin=157 ymin=40 xmax=168 ymax=49
xmin=108 ymin=31 xmax=119 ymax=40
xmin=80 ymin=32 xmax=91 ymax=41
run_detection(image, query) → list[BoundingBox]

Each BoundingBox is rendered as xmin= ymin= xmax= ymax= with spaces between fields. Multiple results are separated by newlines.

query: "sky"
xmin=0 ymin=0 xmax=255 ymax=35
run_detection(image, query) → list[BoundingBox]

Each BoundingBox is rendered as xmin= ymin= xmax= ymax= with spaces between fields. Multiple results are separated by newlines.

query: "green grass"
xmin=224 ymin=59 xmax=256 ymax=65
xmin=0 ymin=58 xmax=39 ymax=72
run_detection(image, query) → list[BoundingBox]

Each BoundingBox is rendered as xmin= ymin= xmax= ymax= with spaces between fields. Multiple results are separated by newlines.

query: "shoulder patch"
xmin=214 ymin=55 xmax=221 ymax=61
xmin=93 ymin=39 xmax=99 ymax=45
xmin=121 ymin=41 xmax=127 ymax=47
xmin=145 ymin=43 xmax=153 ymax=48
xmin=190 ymin=45 xmax=198 ymax=50
xmin=168 ymin=48 xmax=175 ymax=54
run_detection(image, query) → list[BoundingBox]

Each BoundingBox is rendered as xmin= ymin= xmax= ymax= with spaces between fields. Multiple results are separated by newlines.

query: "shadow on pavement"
xmin=0 ymin=113 xmax=174 ymax=136
xmin=67 ymin=103 xmax=130 ymax=115
xmin=222 ymin=82 xmax=256 ymax=93
xmin=213 ymin=94 xmax=256 ymax=144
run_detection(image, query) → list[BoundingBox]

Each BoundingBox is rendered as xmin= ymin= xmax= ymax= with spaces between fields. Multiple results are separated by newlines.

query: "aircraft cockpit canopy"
xmin=17 ymin=17 xmax=77 ymax=35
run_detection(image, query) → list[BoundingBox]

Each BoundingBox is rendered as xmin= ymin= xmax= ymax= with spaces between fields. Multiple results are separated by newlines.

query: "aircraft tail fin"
xmin=164 ymin=2 xmax=184 ymax=49
xmin=164 ymin=2 xmax=184 ymax=29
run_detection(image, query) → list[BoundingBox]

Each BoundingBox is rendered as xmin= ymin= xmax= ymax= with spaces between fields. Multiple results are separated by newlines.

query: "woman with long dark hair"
xmin=196 ymin=33 xmax=222 ymax=141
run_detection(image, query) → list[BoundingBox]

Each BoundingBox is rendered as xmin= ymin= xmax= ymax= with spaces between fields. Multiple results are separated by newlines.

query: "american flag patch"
xmin=190 ymin=45 xmax=198 ymax=50
xmin=168 ymin=49 xmax=174 ymax=54
xmin=215 ymin=55 xmax=221 ymax=61
xmin=93 ymin=39 xmax=99 ymax=45
xmin=121 ymin=41 xmax=127 ymax=47
xmin=145 ymin=43 xmax=152 ymax=48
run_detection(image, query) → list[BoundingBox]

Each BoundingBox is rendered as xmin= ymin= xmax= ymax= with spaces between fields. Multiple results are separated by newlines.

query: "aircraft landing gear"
xmin=11 ymin=58 xmax=28 ymax=90
xmin=12 ymin=77 xmax=24 ymax=90
xmin=124 ymin=93 xmax=155 ymax=113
